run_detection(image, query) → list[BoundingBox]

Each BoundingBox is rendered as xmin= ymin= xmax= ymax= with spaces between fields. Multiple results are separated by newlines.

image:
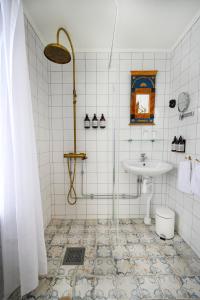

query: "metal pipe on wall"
xmin=67 ymin=159 xmax=142 ymax=200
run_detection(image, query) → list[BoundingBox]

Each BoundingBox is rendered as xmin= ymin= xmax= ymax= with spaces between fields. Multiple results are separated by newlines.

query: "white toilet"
xmin=155 ymin=207 xmax=175 ymax=239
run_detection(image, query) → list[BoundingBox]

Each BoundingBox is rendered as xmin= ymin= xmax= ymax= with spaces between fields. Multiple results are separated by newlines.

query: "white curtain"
xmin=0 ymin=0 xmax=47 ymax=298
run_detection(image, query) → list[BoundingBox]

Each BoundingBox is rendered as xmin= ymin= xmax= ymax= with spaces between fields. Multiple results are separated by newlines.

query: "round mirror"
xmin=178 ymin=92 xmax=190 ymax=113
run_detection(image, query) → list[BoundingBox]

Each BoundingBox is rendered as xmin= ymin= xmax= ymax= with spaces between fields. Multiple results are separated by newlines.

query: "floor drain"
xmin=63 ymin=247 xmax=85 ymax=265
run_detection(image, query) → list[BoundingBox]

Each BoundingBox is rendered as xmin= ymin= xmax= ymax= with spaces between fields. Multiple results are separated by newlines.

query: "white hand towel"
xmin=191 ymin=162 xmax=200 ymax=197
xmin=177 ymin=160 xmax=192 ymax=194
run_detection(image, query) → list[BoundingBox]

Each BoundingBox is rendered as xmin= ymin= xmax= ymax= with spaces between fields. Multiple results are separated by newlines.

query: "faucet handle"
xmin=141 ymin=153 xmax=146 ymax=157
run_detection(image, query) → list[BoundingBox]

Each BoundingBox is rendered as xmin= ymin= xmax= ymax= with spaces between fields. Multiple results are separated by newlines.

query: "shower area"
xmin=23 ymin=8 xmax=146 ymax=299
xmin=44 ymin=19 xmax=142 ymax=222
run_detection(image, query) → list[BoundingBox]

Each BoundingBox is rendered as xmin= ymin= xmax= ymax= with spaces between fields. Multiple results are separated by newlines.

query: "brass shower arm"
xmin=56 ymin=27 xmax=77 ymax=153
xmin=56 ymin=27 xmax=76 ymax=97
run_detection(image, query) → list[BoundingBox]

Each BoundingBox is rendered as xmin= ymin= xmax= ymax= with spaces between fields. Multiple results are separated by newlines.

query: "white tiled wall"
xmin=25 ymin=18 xmax=51 ymax=227
xmin=167 ymin=17 xmax=200 ymax=257
xmin=24 ymin=13 xmax=200 ymax=257
xmin=49 ymin=51 xmax=170 ymax=219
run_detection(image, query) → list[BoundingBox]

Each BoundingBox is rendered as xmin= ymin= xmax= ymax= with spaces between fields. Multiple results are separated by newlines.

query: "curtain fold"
xmin=0 ymin=0 xmax=47 ymax=298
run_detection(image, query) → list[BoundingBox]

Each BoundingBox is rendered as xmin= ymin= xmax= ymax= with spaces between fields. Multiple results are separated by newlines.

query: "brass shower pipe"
xmin=44 ymin=27 xmax=86 ymax=205
xmin=56 ymin=28 xmax=86 ymax=159
xmin=56 ymin=28 xmax=87 ymax=206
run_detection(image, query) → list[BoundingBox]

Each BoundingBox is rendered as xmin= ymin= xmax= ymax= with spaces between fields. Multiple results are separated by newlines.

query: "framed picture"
xmin=130 ymin=70 xmax=157 ymax=125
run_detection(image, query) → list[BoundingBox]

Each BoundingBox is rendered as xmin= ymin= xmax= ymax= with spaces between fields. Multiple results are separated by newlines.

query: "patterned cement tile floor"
xmin=9 ymin=219 xmax=200 ymax=300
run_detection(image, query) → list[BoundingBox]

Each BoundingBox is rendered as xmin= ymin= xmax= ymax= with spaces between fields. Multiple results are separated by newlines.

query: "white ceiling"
xmin=23 ymin=0 xmax=200 ymax=50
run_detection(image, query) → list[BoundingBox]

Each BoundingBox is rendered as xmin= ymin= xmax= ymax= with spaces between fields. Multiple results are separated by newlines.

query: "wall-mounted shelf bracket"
xmin=126 ymin=139 xmax=163 ymax=143
xmin=179 ymin=111 xmax=194 ymax=120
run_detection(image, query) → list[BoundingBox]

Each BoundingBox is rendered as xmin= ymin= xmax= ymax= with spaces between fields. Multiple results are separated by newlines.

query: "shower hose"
xmin=67 ymin=158 xmax=77 ymax=205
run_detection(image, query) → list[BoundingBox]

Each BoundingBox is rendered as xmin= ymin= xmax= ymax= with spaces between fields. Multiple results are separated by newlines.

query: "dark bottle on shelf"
xmin=84 ymin=114 xmax=90 ymax=129
xmin=177 ymin=136 xmax=186 ymax=153
xmin=100 ymin=114 xmax=106 ymax=129
xmin=175 ymin=136 xmax=179 ymax=152
xmin=171 ymin=136 xmax=177 ymax=152
xmin=92 ymin=114 xmax=98 ymax=128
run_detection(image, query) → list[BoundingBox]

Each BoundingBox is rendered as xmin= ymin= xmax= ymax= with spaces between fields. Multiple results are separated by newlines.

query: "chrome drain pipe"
xmin=67 ymin=159 xmax=142 ymax=200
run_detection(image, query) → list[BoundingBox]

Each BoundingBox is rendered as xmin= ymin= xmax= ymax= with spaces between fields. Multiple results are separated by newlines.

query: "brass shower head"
xmin=44 ymin=43 xmax=71 ymax=64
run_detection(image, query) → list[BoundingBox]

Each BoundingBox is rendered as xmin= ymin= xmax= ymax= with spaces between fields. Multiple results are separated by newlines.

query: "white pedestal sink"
xmin=122 ymin=159 xmax=173 ymax=225
xmin=122 ymin=160 xmax=173 ymax=177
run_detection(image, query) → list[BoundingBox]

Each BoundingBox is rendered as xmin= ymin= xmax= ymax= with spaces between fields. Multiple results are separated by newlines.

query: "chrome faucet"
xmin=140 ymin=153 xmax=147 ymax=162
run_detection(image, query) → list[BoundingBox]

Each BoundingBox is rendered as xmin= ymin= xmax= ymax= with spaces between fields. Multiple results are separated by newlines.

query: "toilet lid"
xmin=156 ymin=207 xmax=175 ymax=219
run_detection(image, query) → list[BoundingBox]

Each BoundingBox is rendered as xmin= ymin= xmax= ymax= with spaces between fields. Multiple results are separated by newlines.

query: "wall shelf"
xmin=123 ymin=139 xmax=164 ymax=142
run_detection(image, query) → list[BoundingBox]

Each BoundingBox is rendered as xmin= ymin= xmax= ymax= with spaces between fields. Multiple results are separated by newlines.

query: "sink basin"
xmin=122 ymin=159 xmax=173 ymax=177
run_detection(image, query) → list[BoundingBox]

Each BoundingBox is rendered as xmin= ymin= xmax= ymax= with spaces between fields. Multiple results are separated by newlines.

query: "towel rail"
xmin=185 ymin=156 xmax=200 ymax=163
